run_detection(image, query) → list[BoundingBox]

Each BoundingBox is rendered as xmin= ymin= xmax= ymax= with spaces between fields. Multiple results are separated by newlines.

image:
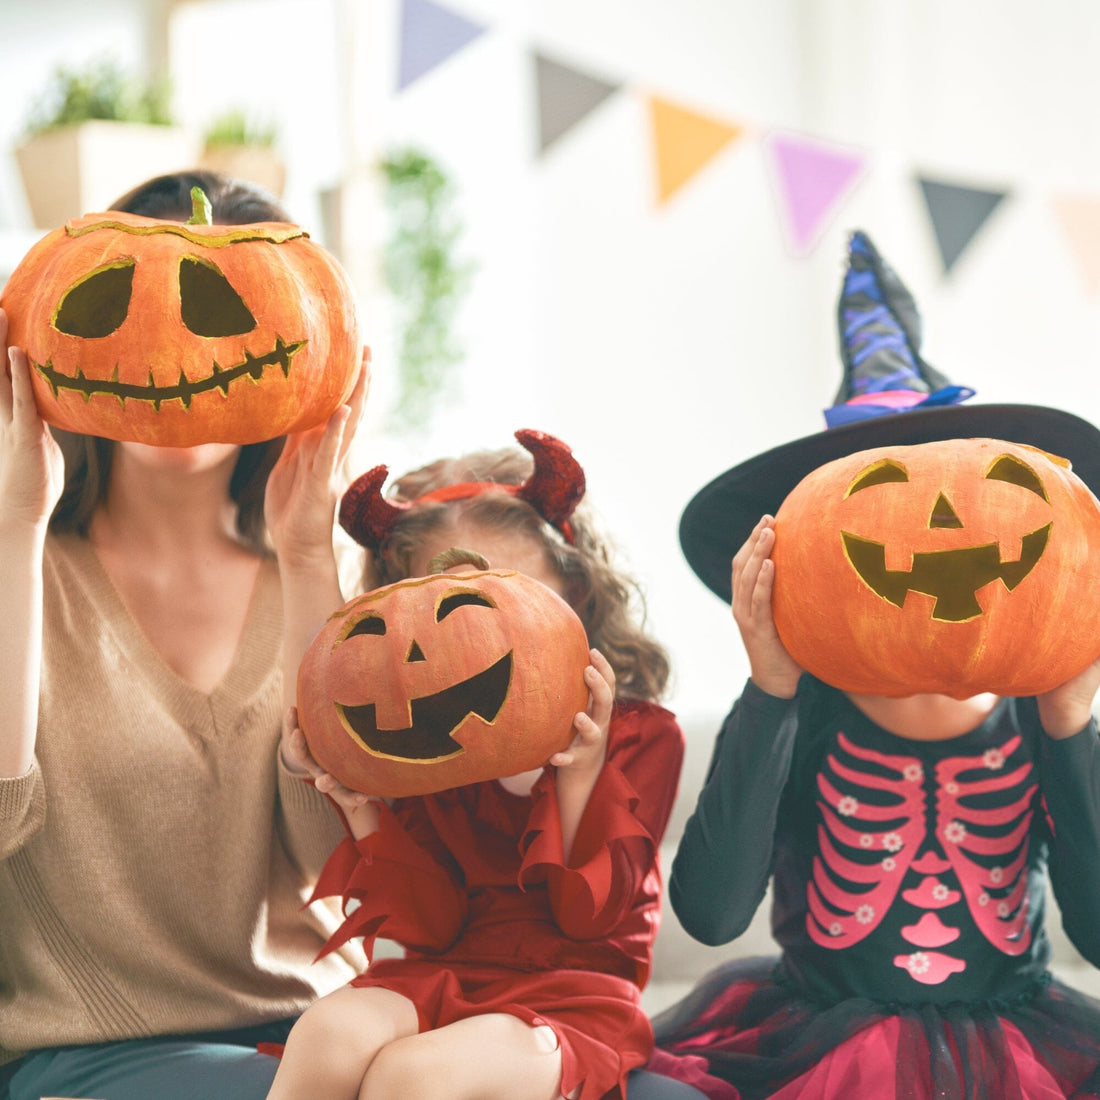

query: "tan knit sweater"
xmin=0 ymin=535 xmax=359 ymax=1064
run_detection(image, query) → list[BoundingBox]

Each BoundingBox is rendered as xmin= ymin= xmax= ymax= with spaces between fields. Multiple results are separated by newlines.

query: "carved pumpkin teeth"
xmin=335 ymin=652 xmax=513 ymax=763
xmin=841 ymin=523 xmax=1052 ymax=622
xmin=29 ymin=338 xmax=306 ymax=410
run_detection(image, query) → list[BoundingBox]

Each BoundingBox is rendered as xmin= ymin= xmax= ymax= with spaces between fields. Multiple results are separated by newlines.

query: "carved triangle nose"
xmin=406 ymin=640 xmax=426 ymax=663
xmin=929 ymin=493 xmax=963 ymax=529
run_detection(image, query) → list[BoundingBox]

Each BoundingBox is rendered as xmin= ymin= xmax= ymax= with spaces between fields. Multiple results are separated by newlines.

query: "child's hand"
xmin=264 ymin=352 xmax=369 ymax=569
xmin=732 ymin=515 xmax=802 ymax=699
xmin=0 ymin=313 xmax=64 ymax=532
xmin=551 ymin=648 xmax=614 ymax=781
xmin=1037 ymin=655 xmax=1100 ymax=740
xmin=280 ymin=706 xmax=382 ymax=839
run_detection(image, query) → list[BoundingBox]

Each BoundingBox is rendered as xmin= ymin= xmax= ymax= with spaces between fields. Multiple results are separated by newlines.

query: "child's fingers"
xmin=572 ymin=710 xmax=602 ymax=745
xmin=588 ymin=647 xmax=615 ymax=691
xmin=584 ymin=662 xmax=613 ymax=723
xmin=737 ymin=523 xmax=775 ymax=619
xmin=731 ymin=517 xmax=770 ymax=608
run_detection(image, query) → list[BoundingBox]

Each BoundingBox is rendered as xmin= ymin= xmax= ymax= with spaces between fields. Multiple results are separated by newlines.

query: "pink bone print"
xmin=807 ymin=734 xmax=926 ymax=948
xmin=935 ymin=735 xmax=1035 ymax=956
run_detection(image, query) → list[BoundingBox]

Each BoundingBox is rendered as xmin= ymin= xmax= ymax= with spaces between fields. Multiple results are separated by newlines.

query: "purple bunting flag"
xmin=398 ymin=0 xmax=487 ymax=92
xmin=764 ymin=131 xmax=868 ymax=256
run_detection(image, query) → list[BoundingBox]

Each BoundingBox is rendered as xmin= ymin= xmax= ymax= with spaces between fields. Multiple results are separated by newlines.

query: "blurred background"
xmin=4 ymin=0 xmax=1100 ymax=730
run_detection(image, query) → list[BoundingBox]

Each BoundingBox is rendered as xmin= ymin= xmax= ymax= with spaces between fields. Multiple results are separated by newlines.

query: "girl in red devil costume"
xmin=647 ymin=233 xmax=1100 ymax=1100
xmin=264 ymin=431 xmax=691 ymax=1100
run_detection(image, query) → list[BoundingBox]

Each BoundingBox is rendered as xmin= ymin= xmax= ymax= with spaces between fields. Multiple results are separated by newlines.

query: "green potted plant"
xmin=380 ymin=147 xmax=473 ymax=431
xmin=200 ymin=110 xmax=285 ymax=198
xmin=15 ymin=58 xmax=198 ymax=228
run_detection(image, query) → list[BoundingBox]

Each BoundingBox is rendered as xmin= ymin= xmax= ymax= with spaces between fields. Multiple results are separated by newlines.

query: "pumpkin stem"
xmin=186 ymin=186 xmax=214 ymax=226
xmin=427 ymin=547 xmax=489 ymax=574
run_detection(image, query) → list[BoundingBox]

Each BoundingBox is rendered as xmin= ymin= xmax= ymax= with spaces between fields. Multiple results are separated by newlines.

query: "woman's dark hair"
xmin=48 ymin=170 xmax=289 ymax=553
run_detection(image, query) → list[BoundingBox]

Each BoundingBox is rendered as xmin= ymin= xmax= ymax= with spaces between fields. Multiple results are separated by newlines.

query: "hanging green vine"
xmin=380 ymin=147 xmax=472 ymax=430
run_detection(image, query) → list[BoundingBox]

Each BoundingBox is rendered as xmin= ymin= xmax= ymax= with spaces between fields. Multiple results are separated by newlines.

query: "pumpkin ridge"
xmin=32 ymin=336 xmax=307 ymax=409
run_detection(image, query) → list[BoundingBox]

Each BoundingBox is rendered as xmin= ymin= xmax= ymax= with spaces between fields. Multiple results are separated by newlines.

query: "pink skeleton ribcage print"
xmin=807 ymin=732 xmax=1037 ymax=986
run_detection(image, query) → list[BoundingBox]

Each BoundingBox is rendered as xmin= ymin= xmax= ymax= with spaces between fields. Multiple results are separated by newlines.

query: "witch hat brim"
xmin=680 ymin=400 xmax=1100 ymax=603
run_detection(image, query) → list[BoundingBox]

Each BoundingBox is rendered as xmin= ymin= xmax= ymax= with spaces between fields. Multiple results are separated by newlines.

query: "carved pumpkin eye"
xmin=54 ymin=260 xmax=135 ymax=337
xmin=345 ymin=614 xmax=386 ymax=639
xmin=436 ymin=591 xmax=496 ymax=620
xmin=846 ymin=459 xmax=909 ymax=497
xmin=986 ymin=454 xmax=1048 ymax=500
xmin=178 ymin=256 xmax=257 ymax=337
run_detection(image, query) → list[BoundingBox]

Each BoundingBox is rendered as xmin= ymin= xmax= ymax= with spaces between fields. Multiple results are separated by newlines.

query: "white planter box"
xmin=15 ymin=120 xmax=201 ymax=228
xmin=199 ymin=144 xmax=286 ymax=199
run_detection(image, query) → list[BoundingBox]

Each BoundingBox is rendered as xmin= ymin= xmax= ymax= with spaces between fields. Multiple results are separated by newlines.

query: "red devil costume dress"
xmin=311 ymin=700 xmax=684 ymax=1100
xmin=650 ymin=679 xmax=1100 ymax=1099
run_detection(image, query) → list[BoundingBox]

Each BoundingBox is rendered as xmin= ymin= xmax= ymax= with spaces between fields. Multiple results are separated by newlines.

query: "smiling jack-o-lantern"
xmin=771 ymin=437 xmax=1100 ymax=698
xmin=296 ymin=564 xmax=591 ymax=797
xmin=0 ymin=189 xmax=361 ymax=446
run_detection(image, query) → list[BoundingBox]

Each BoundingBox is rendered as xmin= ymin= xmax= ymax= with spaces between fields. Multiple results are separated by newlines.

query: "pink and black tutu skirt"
xmin=647 ymin=957 xmax=1100 ymax=1100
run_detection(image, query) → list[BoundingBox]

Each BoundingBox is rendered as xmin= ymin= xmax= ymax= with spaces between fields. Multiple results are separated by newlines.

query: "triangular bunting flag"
xmin=917 ymin=176 xmax=1009 ymax=275
xmin=534 ymin=53 xmax=620 ymax=154
xmin=648 ymin=95 xmax=744 ymax=205
xmin=764 ymin=131 xmax=867 ymax=256
xmin=1051 ymin=194 xmax=1100 ymax=298
xmin=398 ymin=0 xmax=487 ymax=92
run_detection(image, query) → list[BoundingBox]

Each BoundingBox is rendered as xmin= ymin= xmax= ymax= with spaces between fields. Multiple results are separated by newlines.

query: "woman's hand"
xmin=265 ymin=351 xmax=369 ymax=569
xmin=281 ymin=706 xmax=382 ymax=839
xmin=551 ymin=648 xmax=614 ymax=780
xmin=732 ymin=515 xmax=801 ymax=699
xmin=0 ymin=310 xmax=64 ymax=533
xmin=1037 ymin=655 xmax=1100 ymax=740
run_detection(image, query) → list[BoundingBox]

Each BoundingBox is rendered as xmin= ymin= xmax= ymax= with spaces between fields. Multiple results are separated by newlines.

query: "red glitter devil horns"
xmin=338 ymin=429 xmax=587 ymax=551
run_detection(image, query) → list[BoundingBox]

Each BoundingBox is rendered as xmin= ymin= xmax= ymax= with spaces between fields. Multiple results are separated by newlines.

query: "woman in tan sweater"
xmin=0 ymin=171 xmax=365 ymax=1100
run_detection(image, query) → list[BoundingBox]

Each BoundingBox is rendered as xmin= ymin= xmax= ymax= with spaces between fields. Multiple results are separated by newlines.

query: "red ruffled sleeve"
xmin=519 ymin=702 xmax=685 ymax=940
xmin=310 ymin=800 xmax=468 ymax=961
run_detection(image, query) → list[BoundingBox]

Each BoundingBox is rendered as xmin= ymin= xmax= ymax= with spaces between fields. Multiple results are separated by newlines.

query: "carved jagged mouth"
xmin=842 ymin=523 xmax=1052 ymax=622
xmin=32 ymin=337 xmax=305 ymax=410
xmin=336 ymin=652 xmax=513 ymax=762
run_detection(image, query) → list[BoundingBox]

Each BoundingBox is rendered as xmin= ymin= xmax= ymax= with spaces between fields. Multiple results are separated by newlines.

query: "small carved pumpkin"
xmin=296 ymin=565 xmax=590 ymax=797
xmin=0 ymin=190 xmax=360 ymax=446
xmin=772 ymin=437 xmax=1100 ymax=698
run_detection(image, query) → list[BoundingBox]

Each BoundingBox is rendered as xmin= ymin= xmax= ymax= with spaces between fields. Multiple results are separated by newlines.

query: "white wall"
xmin=5 ymin=0 xmax=1100 ymax=728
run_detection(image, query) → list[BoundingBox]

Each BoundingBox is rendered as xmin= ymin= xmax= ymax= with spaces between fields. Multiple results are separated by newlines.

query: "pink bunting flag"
xmin=1051 ymin=194 xmax=1100 ymax=299
xmin=764 ymin=131 xmax=868 ymax=256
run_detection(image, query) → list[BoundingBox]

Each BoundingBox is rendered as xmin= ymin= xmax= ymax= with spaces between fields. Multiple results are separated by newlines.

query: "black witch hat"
xmin=680 ymin=230 xmax=1100 ymax=603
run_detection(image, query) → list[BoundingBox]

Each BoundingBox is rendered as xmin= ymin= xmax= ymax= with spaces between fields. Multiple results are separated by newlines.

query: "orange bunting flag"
xmin=647 ymin=94 xmax=744 ymax=205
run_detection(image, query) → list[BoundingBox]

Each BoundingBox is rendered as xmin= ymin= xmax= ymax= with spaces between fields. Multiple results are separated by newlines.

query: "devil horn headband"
xmin=339 ymin=429 xmax=586 ymax=551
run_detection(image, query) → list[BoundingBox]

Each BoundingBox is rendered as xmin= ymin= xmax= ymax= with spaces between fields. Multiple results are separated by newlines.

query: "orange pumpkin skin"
xmin=771 ymin=438 xmax=1100 ymax=699
xmin=296 ymin=569 xmax=591 ymax=797
xmin=0 ymin=210 xmax=360 ymax=446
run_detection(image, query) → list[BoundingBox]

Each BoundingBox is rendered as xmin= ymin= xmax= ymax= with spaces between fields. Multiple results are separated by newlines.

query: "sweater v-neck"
xmin=50 ymin=534 xmax=283 ymax=736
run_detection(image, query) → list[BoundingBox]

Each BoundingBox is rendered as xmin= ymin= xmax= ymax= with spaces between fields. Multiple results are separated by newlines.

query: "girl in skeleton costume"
xmin=267 ymin=432 xmax=693 ymax=1100
xmin=648 ymin=233 xmax=1100 ymax=1100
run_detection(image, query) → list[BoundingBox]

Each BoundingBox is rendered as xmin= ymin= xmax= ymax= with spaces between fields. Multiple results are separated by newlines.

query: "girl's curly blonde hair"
xmin=361 ymin=445 xmax=670 ymax=702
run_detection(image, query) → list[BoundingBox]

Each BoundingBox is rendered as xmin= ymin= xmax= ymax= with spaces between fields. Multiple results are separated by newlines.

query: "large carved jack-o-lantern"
xmin=0 ymin=189 xmax=361 ymax=446
xmin=296 ymin=561 xmax=591 ymax=797
xmin=772 ymin=437 xmax=1100 ymax=698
